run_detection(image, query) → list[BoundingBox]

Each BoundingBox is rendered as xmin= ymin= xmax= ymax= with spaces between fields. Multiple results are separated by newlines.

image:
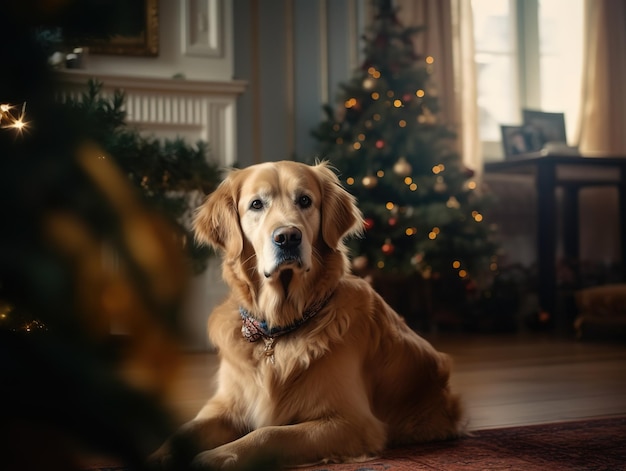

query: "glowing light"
xmin=377 ymin=261 xmax=385 ymax=269
xmin=393 ymin=99 xmax=402 ymax=108
xmin=373 ymin=113 xmax=381 ymax=121
xmin=353 ymin=142 xmax=361 ymax=150
xmin=452 ymin=260 xmax=461 ymax=269
xmin=415 ymin=89 xmax=425 ymax=98
xmin=385 ymin=202 xmax=395 ymax=210
xmin=1 ymin=102 xmax=29 ymax=135
xmin=432 ymin=164 xmax=445 ymax=175
xmin=371 ymin=92 xmax=380 ymax=100
xmin=405 ymin=227 xmax=417 ymax=236
xmin=386 ymin=90 xmax=394 ymax=98
xmin=376 ymin=170 xmax=385 ymax=177
xmin=426 ymin=56 xmax=435 ymax=64
xmin=346 ymin=177 xmax=355 ymax=185
xmin=399 ymin=119 xmax=407 ymax=127
xmin=432 ymin=227 xmax=440 ymax=234
xmin=375 ymin=140 xmax=384 ymax=149
xmin=467 ymin=180 xmax=477 ymax=190
xmin=404 ymin=177 xmax=413 ymax=185
xmin=409 ymin=183 xmax=418 ymax=191
xmin=428 ymin=231 xmax=437 ymax=240
xmin=358 ymin=133 xmax=366 ymax=141
xmin=368 ymin=67 xmax=381 ymax=78
xmin=345 ymin=98 xmax=357 ymax=108
xmin=458 ymin=269 xmax=467 ymax=278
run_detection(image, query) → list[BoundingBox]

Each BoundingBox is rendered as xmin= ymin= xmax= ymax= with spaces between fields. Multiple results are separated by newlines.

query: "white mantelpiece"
xmin=55 ymin=70 xmax=246 ymax=166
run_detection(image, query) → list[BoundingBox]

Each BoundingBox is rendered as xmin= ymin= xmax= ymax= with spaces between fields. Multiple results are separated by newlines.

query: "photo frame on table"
xmin=522 ymin=109 xmax=567 ymax=147
xmin=500 ymin=124 xmax=543 ymax=159
xmin=90 ymin=0 xmax=159 ymax=57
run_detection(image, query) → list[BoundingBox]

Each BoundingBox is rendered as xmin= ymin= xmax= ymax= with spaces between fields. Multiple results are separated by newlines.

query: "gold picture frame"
xmin=90 ymin=0 xmax=159 ymax=57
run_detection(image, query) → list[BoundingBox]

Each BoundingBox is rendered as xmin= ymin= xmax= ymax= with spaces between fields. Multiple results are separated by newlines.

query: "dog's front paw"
xmin=192 ymin=449 xmax=239 ymax=470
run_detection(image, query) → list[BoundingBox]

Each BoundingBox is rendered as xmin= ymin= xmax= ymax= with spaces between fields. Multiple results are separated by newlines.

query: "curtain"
xmin=577 ymin=0 xmax=626 ymax=155
xmin=395 ymin=0 xmax=481 ymax=174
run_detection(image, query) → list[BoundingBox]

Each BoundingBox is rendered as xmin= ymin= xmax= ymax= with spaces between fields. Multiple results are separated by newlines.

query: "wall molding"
xmin=182 ymin=0 xmax=224 ymax=57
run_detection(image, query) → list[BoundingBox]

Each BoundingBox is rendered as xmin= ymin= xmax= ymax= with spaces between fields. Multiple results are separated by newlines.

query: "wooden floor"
xmin=164 ymin=333 xmax=626 ymax=431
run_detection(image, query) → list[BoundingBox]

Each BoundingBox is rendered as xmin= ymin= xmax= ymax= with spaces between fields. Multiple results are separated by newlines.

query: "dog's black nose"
xmin=272 ymin=226 xmax=302 ymax=248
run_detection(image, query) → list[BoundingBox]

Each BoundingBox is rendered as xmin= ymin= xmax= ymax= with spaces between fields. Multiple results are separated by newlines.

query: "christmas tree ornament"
xmin=434 ymin=176 xmax=447 ymax=193
xmin=375 ymin=139 xmax=385 ymax=149
xmin=446 ymin=196 xmax=460 ymax=209
xmin=362 ymin=175 xmax=378 ymax=188
xmin=388 ymin=217 xmax=397 ymax=226
xmin=364 ymin=218 xmax=375 ymax=230
xmin=393 ymin=156 xmax=412 ymax=176
xmin=381 ymin=239 xmax=395 ymax=255
xmin=352 ymin=255 xmax=368 ymax=271
xmin=363 ymin=77 xmax=376 ymax=90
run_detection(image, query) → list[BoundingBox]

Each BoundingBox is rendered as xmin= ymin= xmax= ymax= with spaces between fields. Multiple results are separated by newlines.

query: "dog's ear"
xmin=315 ymin=162 xmax=364 ymax=249
xmin=193 ymin=172 xmax=243 ymax=256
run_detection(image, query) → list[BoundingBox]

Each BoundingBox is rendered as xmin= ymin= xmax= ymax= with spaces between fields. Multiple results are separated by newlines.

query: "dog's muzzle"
xmin=264 ymin=226 xmax=304 ymax=278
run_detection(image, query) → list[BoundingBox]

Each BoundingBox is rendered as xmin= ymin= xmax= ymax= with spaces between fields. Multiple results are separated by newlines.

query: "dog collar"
xmin=239 ymin=294 xmax=331 ymax=343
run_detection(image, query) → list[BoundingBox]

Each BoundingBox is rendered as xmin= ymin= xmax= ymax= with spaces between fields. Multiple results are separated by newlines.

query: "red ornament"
xmin=388 ymin=217 xmax=397 ymax=226
xmin=364 ymin=218 xmax=375 ymax=230
xmin=375 ymin=139 xmax=385 ymax=149
xmin=381 ymin=240 xmax=395 ymax=255
xmin=402 ymin=93 xmax=412 ymax=102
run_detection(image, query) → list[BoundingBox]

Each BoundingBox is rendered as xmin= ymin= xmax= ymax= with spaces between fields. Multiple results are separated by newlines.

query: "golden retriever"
xmin=150 ymin=160 xmax=465 ymax=469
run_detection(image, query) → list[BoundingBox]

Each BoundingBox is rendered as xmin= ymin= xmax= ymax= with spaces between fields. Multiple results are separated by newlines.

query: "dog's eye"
xmin=297 ymin=195 xmax=312 ymax=208
xmin=250 ymin=199 xmax=264 ymax=210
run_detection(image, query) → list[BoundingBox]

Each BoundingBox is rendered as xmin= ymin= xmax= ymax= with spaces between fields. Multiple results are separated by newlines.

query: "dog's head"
xmin=193 ymin=161 xmax=363 ymax=303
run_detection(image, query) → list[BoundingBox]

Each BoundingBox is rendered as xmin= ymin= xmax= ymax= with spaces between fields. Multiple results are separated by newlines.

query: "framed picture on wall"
xmin=522 ymin=109 xmax=567 ymax=147
xmin=500 ymin=125 xmax=543 ymax=159
xmin=90 ymin=0 xmax=159 ymax=57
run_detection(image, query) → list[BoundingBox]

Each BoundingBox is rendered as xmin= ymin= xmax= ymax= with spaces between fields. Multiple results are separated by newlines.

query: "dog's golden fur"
xmin=151 ymin=160 xmax=465 ymax=469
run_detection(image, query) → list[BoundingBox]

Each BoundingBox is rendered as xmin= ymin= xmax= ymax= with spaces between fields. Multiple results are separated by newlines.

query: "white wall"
xmin=85 ymin=0 xmax=234 ymax=81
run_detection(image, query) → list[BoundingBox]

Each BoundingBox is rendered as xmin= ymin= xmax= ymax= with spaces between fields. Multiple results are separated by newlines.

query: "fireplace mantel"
xmin=55 ymin=70 xmax=247 ymax=166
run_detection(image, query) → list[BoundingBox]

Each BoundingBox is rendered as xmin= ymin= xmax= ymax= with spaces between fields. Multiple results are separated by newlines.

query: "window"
xmin=472 ymin=0 xmax=584 ymax=159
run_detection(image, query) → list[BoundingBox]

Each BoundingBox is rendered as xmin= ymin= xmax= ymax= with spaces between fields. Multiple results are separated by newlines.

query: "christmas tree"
xmin=311 ymin=0 xmax=497 ymax=283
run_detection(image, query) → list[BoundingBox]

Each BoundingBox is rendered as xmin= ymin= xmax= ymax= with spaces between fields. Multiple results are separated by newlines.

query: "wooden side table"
xmin=484 ymin=154 xmax=626 ymax=322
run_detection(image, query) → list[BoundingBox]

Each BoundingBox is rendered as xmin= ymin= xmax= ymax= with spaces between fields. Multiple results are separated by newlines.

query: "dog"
xmin=150 ymin=160 xmax=465 ymax=469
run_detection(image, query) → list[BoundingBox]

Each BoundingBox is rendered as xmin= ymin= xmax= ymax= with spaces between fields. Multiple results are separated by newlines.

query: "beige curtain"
xmin=577 ymin=0 xmax=626 ymax=155
xmin=395 ymin=0 xmax=481 ymax=173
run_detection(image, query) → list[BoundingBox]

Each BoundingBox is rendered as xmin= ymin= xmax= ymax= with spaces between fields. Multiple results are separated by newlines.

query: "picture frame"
xmin=500 ymin=125 xmax=543 ymax=159
xmin=90 ymin=0 xmax=159 ymax=57
xmin=522 ymin=109 xmax=567 ymax=147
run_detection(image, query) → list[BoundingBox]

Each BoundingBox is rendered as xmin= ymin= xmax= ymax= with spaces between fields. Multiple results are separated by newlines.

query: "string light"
xmin=1 ymin=102 xmax=29 ymax=135
xmin=415 ymin=89 xmax=425 ymax=98
xmin=371 ymin=92 xmax=380 ymax=100
xmin=346 ymin=177 xmax=355 ymax=185
xmin=399 ymin=119 xmax=407 ymax=127
xmin=393 ymin=99 xmax=403 ymax=108
xmin=432 ymin=164 xmax=445 ymax=174
xmin=426 ymin=56 xmax=435 ymax=64
xmin=385 ymin=202 xmax=395 ymax=210
xmin=345 ymin=98 xmax=358 ymax=108
xmin=376 ymin=170 xmax=385 ymax=177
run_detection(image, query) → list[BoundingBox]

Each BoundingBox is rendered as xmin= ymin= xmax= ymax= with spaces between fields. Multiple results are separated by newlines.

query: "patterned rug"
xmin=85 ymin=416 xmax=626 ymax=471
